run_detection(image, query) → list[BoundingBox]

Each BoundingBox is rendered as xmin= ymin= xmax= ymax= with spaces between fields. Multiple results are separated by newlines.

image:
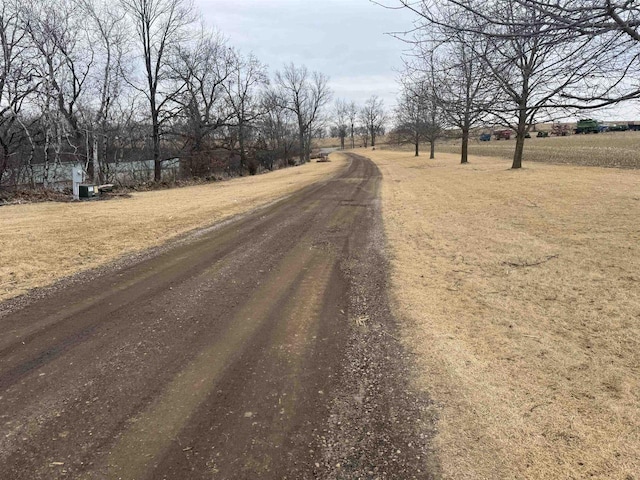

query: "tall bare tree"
xmin=360 ymin=95 xmax=386 ymax=148
xmin=395 ymin=75 xmax=442 ymax=157
xmin=170 ymin=27 xmax=234 ymax=175
xmin=332 ymin=99 xmax=349 ymax=149
xmin=259 ymin=88 xmax=298 ymax=168
xmin=121 ymin=0 xmax=195 ymax=181
xmin=25 ymin=0 xmax=94 ymax=179
xmin=0 ymin=0 xmax=39 ymax=186
xmin=346 ymin=100 xmax=358 ymax=149
xmin=419 ymin=15 xmax=495 ymax=163
xmin=81 ymin=0 xmax=128 ymax=183
xmin=274 ymin=63 xmax=331 ymax=163
xmin=224 ymin=50 xmax=268 ymax=173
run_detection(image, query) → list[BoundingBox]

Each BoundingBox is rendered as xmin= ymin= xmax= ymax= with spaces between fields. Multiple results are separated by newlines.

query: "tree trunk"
xmin=298 ymin=127 xmax=305 ymax=164
xmin=92 ymin=136 xmax=101 ymax=184
xmin=430 ymin=140 xmax=435 ymax=159
xmin=415 ymin=141 xmax=419 ymax=157
xmin=239 ymin=123 xmax=247 ymax=169
xmin=461 ymin=127 xmax=469 ymax=164
xmin=152 ymin=110 xmax=161 ymax=182
xmin=0 ymin=144 xmax=8 ymax=187
xmin=512 ymin=113 xmax=527 ymax=169
xmin=512 ymin=132 xmax=525 ymax=169
xmin=304 ymin=131 xmax=312 ymax=162
xmin=101 ymin=123 xmax=108 ymax=183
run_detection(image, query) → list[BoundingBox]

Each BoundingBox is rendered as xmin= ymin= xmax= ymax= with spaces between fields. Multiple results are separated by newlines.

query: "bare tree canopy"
xmin=274 ymin=63 xmax=332 ymax=163
xmin=360 ymin=95 xmax=387 ymax=148
xmin=120 ymin=0 xmax=196 ymax=181
xmin=395 ymin=69 xmax=443 ymax=159
xmin=332 ymin=99 xmax=349 ymax=150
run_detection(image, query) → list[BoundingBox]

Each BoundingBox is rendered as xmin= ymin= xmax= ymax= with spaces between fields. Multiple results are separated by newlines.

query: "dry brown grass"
xmin=368 ymin=149 xmax=640 ymax=479
xmin=437 ymin=131 xmax=640 ymax=168
xmin=0 ymin=157 xmax=348 ymax=302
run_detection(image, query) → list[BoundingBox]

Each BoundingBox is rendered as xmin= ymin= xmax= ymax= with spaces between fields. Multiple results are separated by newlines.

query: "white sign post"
xmin=72 ymin=165 xmax=83 ymax=200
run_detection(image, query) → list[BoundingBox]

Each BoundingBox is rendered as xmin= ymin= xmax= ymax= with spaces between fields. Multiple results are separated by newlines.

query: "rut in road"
xmin=0 ymin=154 xmax=439 ymax=479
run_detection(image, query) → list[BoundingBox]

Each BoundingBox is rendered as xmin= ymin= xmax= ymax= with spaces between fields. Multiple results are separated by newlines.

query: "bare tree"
xmin=421 ymin=17 xmax=495 ymax=163
xmin=274 ymin=63 xmax=331 ymax=163
xmin=25 ymin=0 xmax=95 ymax=179
xmin=356 ymin=125 xmax=370 ymax=148
xmin=395 ymin=76 xmax=442 ymax=157
xmin=80 ymin=0 xmax=128 ymax=183
xmin=223 ymin=50 xmax=268 ymax=173
xmin=513 ymin=0 xmax=640 ymax=106
xmin=332 ymin=99 xmax=349 ymax=149
xmin=121 ymin=0 xmax=195 ymax=181
xmin=346 ymin=100 xmax=358 ymax=149
xmin=0 ymin=0 xmax=39 ymax=186
xmin=360 ymin=95 xmax=386 ymax=147
xmin=259 ymin=88 xmax=298 ymax=168
xmin=170 ymin=28 xmax=234 ymax=176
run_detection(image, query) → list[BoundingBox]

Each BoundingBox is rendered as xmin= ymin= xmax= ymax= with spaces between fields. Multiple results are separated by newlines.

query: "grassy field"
xmin=368 ymin=149 xmax=639 ymax=479
xmin=437 ymin=130 xmax=640 ymax=168
xmin=0 ymin=158 xmax=347 ymax=302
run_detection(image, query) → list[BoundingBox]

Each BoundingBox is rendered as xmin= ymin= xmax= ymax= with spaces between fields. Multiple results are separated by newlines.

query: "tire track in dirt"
xmin=0 ymin=154 xmax=438 ymax=479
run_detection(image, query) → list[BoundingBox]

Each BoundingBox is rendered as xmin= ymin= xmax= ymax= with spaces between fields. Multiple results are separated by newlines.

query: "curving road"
xmin=0 ymin=154 xmax=437 ymax=479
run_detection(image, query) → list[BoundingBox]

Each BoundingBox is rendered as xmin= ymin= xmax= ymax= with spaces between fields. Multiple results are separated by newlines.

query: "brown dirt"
xmin=0 ymin=154 xmax=437 ymax=479
xmin=367 ymin=149 xmax=640 ymax=479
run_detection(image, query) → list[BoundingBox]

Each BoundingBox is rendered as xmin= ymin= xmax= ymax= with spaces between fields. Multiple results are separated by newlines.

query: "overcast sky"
xmin=196 ymin=0 xmax=639 ymax=121
xmin=197 ymin=0 xmax=415 ymax=110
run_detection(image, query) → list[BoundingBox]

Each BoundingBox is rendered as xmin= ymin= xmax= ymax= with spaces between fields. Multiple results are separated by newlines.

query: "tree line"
xmin=385 ymin=0 xmax=640 ymax=168
xmin=0 ymin=0 xmax=348 ymax=189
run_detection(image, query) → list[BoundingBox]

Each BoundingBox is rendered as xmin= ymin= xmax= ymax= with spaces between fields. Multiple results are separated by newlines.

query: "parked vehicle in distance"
xmin=493 ymin=129 xmax=512 ymax=140
xmin=608 ymin=124 xmax=629 ymax=132
xmin=479 ymin=133 xmax=491 ymax=141
xmin=575 ymin=118 xmax=601 ymax=134
xmin=537 ymin=131 xmax=549 ymax=138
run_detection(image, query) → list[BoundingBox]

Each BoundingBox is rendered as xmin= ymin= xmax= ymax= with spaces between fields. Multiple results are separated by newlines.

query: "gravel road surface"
xmin=0 ymin=154 xmax=438 ymax=479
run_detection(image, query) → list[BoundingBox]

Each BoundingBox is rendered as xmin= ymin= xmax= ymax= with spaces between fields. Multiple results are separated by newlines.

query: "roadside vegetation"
xmin=0 ymin=0 xmax=376 ymax=193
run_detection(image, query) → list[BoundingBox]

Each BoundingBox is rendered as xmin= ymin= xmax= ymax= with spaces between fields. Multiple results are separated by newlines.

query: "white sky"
xmin=196 ymin=0 xmax=416 ymax=110
xmin=196 ymin=0 xmax=640 ymax=121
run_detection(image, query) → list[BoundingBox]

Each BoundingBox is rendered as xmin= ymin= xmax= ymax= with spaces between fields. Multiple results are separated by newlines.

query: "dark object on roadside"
xmin=479 ymin=133 xmax=491 ymax=141
xmin=525 ymin=133 xmax=531 ymax=139
xmin=537 ymin=131 xmax=549 ymax=138
xmin=78 ymin=184 xmax=97 ymax=198
xmin=608 ymin=124 xmax=629 ymax=132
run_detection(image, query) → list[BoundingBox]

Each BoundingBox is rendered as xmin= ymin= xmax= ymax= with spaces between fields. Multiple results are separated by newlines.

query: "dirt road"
xmin=0 ymin=154 xmax=437 ymax=479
